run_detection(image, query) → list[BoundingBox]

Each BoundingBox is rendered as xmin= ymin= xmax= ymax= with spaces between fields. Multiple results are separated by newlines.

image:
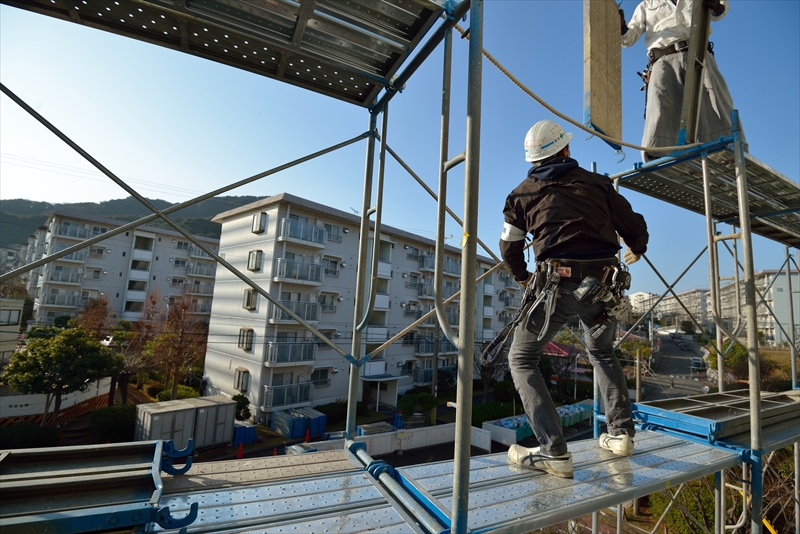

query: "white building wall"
xmin=203 ymin=194 xmax=511 ymax=423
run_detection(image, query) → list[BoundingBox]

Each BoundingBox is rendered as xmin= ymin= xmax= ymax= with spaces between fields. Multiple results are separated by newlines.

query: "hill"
xmin=0 ymin=196 xmax=263 ymax=247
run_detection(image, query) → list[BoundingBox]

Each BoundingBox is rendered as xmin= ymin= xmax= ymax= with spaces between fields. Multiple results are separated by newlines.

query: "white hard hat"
xmin=524 ymin=120 xmax=573 ymax=162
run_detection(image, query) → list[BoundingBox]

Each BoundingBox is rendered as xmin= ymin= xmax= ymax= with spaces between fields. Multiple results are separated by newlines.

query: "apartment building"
xmin=23 ymin=212 xmax=219 ymax=325
xmin=652 ymin=288 xmax=710 ymax=331
xmin=719 ymin=270 xmax=800 ymax=345
xmin=628 ymin=291 xmax=659 ymax=315
xmin=203 ymin=193 xmax=518 ymax=424
xmin=0 ymin=245 xmax=27 ymax=275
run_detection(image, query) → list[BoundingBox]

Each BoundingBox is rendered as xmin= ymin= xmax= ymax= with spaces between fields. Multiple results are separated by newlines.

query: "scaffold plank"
xmin=614 ymin=146 xmax=800 ymax=248
xmin=0 ymin=0 xmax=447 ymax=107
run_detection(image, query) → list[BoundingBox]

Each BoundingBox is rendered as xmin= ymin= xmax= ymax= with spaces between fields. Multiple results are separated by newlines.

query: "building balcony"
xmin=188 ymin=283 xmax=215 ymax=295
xmin=481 ymin=329 xmax=495 ymax=341
xmin=364 ymin=326 xmax=388 ymax=342
xmin=505 ymin=296 xmax=522 ymax=310
xmin=483 ymin=306 xmax=495 ymax=317
xmin=273 ymin=259 xmax=322 ymax=285
xmin=483 ymin=283 xmax=495 ymax=295
xmin=43 ymin=294 xmax=79 ymax=307
xmin=265 ymin=342 xmax=317 ymax=367
xmin=131 ymin=248 xmax=153 ymax=261
xmin=374 ymin=293 xmax=389 ymax=310
xmin=419 ymin=254 xmax=435 ymax=272
xmin=48 ymin=271 xmax=82 ymax=284
xmin=412 ymin=365 xmax=456 ymax=386
xmin=377 ymin=261 xmax=392 ymax=278
xmin=418 ymin=283 xmax=435 ymax=299
xmin=55 ymin=225 xmax=90 ymax=240
xmin=189 ymin=302 xmax=212 ymax=314
xmin=442 ymin=285 xmax=459 ymax=300
xmin=129 ymin=269 xmax=150 ymax=281
xmin=415 ymin=338 xmax=457 ymax=355
xmin=261 ymin=383 xmax=312 ymax=410
xmin=52 ymin=248 xmax=87 ymax=262
xmin=443 ymin=259 xmax=461 ymax=277
xmin=187 ymin=264 xmax=216 ymax=277
xmin=277 ymin=219 xmax=326 ymax=248
xmin=189 ymin=246 xmax=217 ymax=259
xmin=269 ymin=301 xmax=319 ymax=324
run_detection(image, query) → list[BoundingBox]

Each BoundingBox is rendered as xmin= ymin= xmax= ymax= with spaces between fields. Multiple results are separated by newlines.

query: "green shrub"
xmin=144 ymin=381 xmax=164 ymax=398
xmin=493 ymin=380 xmax=516 ymax=402
xmin=156 ymin=384 xmax=199 ymax=401
xmin=91 ymin=404 xmax=136 ymax=443
xmin=397 ymin=394 xmax=418 ymax=416
xmin=415 ymin=393 xmax=438 ymax=411
xmin=0 ymin=421 xmax=59 ymax=449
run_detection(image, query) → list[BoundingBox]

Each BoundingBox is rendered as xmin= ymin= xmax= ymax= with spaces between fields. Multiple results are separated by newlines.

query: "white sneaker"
xmin=599 ymin=433 xmax=634 ymax=456
xmin=507 ymin=444 xmax=573 ymax=478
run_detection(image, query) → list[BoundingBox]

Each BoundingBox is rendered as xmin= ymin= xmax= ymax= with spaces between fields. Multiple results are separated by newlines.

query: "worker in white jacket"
xmin=620 ymin=0 xmax=745 ymax=161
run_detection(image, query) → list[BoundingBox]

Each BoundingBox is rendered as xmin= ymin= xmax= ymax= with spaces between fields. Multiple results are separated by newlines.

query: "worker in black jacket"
xmin=500 ymin=119 xmax=649 ymax=478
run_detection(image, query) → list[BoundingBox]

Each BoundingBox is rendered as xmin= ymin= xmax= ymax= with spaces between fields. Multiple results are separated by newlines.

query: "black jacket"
xmin=500 ymin=157 xmax=649 ymax=281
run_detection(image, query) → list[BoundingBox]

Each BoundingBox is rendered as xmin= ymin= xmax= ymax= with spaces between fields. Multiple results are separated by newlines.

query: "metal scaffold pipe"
xmin=451 ymin=1 xmax=482 ymax=532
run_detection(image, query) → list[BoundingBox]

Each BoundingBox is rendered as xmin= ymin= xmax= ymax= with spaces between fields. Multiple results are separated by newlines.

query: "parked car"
xmin=690 ymin=358 xmax=707 ymax=372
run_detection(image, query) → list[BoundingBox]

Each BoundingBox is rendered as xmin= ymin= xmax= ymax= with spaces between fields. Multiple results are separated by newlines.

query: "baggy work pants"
xmin=507 ymin=279 xmax=634 ymax=456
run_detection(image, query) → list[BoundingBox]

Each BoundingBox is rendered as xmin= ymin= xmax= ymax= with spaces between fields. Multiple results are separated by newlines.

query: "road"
xmin=640 ymin=333 xmax=712 ymax=401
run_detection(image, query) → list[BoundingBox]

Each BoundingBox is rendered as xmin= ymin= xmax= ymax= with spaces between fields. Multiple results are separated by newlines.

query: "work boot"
xmin=599 ymin=433 xmax=634 ymax=456
xmin=507 ymin=444 xmax=573 ymax=478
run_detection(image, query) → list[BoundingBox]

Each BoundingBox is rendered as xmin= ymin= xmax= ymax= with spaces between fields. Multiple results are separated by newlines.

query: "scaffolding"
xmin=0 ymin=0 xmax=798 ymax=533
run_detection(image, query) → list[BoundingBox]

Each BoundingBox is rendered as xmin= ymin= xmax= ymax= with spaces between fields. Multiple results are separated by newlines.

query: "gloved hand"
xmin=619 ymin=8 xmax=627 ymax=31
xmin=624 ymin=246 xmax=642 ymax=265
xmin=703 ymin=0 xmax=722 ymax=11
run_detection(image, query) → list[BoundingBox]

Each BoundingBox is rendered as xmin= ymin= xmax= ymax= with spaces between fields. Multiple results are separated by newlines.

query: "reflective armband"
xmin=500 ymin=222 xmax=526 ymax=242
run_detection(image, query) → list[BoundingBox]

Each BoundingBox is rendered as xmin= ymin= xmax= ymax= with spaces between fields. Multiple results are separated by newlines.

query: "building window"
xmin=322 ymin=257 xmax=339 ymax=277
xmin=319 ymin=294 xmax=337 ymax=313
xmin=89 ymin=247 xmax=105 ymax=259
xmin=81 ymin=289 xmax=99 ymax=303
xmin=310 ymin=368 xmax=330 ymax=387
xmin=243 ymin=289 xmax=258 ymax=310
xmin=238 ymin=328 xmax=254 ymax=351
xmin=91 ymin=226 xmax=108 ymax=237
xmin=234 ymin=367 xmax=250 ymax=392
xmin=174 ymin=258 xmax=188 ymax=269
xmin=247 ymin=250 xmax=263 ymax=272
xmin=402 ymin=332 xmax=416 ymax=345
xmin=0 ymin=309 xmax=21 ymax=325
xmin=170 ymin=276 xmax=185 ymax=287
xmin=252 ymin=212 xmax=268 ymax=234
xmin=176 ymin=240 xmax=190 ymax=250
xmin=406 ymin=246 xmax=420 ymax=260
xmin=133 ymin=236 xmax=154 ymax=251
xmin=124 ymin=301 xmax=144 ymax=312
xmin=316 ymin=330 xmax=336 ymax=347
xmin=399 ymin=361 xmax=414 ymax=376
xmin=87 ymin=268 xmax=102 ymax=280
xmin=324 ymin=223 xmax=341 ymax=243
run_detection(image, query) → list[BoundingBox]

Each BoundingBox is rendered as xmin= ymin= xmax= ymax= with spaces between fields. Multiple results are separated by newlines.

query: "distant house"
xmin=0 ymin=298 xmax=24 ymax=368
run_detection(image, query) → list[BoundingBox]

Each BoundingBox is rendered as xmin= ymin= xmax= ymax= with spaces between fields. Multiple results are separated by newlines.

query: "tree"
xmin=232 ymin=394 xmax=252 ymax=421
xmin=143 ymin=295 xmax=207 ymax=400
xmin=75 ymin=297 xmax=111 ymax=339
xmin=2 ymin=327 xmax=123 ymax=426
xmin=680 ymin=320 xmax=696 ymax=335
xmin=0 ymin=278 xmax=29 ymax=299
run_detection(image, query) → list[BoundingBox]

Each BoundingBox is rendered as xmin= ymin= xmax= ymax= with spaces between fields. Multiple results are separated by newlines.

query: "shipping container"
xmin=135 ymin=400 xmax=196 ymax=450
xmin=183 ymin=396 xmax=236 ymax=449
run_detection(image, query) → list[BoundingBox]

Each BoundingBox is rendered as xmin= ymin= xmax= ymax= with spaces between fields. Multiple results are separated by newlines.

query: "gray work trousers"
xmin=508 ymin=279 xmax=634 ymax=456
xmin=642 ymin=50 xmax=745 ymax=161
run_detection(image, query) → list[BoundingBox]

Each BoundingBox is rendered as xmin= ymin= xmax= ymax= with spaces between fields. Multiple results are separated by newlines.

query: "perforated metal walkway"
xmin=613 ymin=146 xmax=800 ymax=248
xmin=151 ymin=431 xmax=741 ymax=533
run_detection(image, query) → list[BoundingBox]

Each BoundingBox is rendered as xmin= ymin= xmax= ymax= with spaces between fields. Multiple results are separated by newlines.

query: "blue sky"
xmin=1 ymin=1 xmax=798 ymax=296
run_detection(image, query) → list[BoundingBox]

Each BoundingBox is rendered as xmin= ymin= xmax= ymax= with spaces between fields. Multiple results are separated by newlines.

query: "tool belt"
xmin=648 ymin=40 xmax=716 ymax=64
xmin=536 ymin=257 xmax=618 ymax=281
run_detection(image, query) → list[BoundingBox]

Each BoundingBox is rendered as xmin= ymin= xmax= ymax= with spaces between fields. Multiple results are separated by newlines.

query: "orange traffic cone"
xmin=305 ymin=428 xmax=310 ymax=443
xmin=273 ymin=447 xmax=277 ymax=456
xmin=236 ymin=442 xmax=243 ymax=459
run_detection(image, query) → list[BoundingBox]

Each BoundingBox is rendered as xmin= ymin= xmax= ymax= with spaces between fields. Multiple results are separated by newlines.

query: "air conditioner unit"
xmin=334 ymin=330 xmax=341 ymax=338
